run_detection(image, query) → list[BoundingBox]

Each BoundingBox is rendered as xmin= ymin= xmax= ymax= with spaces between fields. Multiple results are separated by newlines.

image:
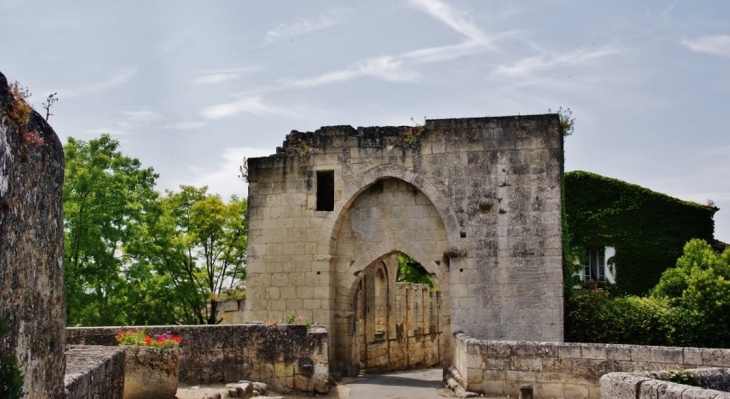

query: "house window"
xmin=316 ymin=171 xmax=334 ymax=211
xmin=584 ymin=248 xmax=606 ymax=281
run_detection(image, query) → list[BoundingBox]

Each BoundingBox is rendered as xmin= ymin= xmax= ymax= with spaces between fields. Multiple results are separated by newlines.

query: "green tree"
xmin=652 ymin=239 xmax=730 ymax=347
xmin=63 ymin=134 xmax=170 ymax=325
xmin=396 ymin=252 xmax=435 ymax=289
xmin=145 ymin=186 xmax=248 ymax=324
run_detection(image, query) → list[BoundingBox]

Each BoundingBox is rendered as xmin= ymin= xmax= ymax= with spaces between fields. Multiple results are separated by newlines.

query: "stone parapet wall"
xmin=454 ymin=333 xmax=730 ymax=398
xmin=600 ymin=369 xmax=730 ymax=398
xmin=67 ymin=324 xmax=329 ymax=393
xmin=64 ymin=345 xmax=125 ymax=399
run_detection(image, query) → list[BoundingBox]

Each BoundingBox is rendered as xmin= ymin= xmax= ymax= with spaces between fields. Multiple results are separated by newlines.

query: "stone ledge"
xmin=64 ymin=345 xmax=125 ymax=399
xmin=600 ymin=369 xmax=730 ymax=399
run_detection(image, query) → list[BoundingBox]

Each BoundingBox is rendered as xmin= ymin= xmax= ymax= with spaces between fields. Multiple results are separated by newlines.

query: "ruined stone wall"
xmin=357 ymin=281 xmax=442 ymax=373
xmin=216 ymin=299 xmax=246 ymax=324
xmin=453 ymin=333 xmax=730 ymax=398
xmin=66 ymin=324 xmax=329 ymax=393
xmin=0 ymin=71 xmax=66 ymax=397
xmin=245 ymin=115 xmax=564 ymax=374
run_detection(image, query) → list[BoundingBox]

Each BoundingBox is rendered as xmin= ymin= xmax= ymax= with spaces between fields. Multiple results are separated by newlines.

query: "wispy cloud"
xmin=201 ymin=96 xmax=302 ymax=119
xmin=401 ymin=41 xmax=483 ymax=64
xmin=164 ymin=122 xmax=207 ymax=130
xmin=276 ymin=0 xmax=509 ymax=89
xmin=491 ymin=44 xmax=622 ymax=77
xmin=192 ymin=66 xmax=263 ymax=84
xmin=63 ymin=69 xmax=137 ymax=98
xmin=283 ymin=56 xmax=419 ymax=88
xmin=265 ymin=8 xmax=351 ymax=42
xmin=681 ymin=35 xmax=730 ymax=58
xmin=406 ymin=0 xmax=492 ymax=47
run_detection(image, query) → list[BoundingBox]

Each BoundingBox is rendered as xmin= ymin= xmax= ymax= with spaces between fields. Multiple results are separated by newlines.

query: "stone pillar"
xmin=0 ymin=72 xmax=66 ymax=398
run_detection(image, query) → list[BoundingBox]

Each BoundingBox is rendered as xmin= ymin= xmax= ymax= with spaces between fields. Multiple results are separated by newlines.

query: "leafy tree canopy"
xmin=64 ymin=134 xmax=163 ymax=325
xmin=652 ymin=239 xmax=730 ymax=347
xmin=64 ymin=135 xmax=247 ymax=326
xmin=396 ymin=252 xmax=436 ymax=289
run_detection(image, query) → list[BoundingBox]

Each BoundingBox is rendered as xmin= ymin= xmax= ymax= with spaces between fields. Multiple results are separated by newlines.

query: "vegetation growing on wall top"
xmin=564 ymin=171 xmax=717 ymax=295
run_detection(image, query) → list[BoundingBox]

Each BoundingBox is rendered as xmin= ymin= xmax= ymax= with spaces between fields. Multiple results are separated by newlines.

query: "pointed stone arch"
xmin=315 ymin=164 xmax=462 ymax=258
xmin=324 ymin=173 xmax=452 ymax=375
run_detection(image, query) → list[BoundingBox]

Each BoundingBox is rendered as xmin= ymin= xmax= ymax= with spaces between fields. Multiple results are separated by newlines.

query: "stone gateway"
xmin=244 ymin=115 xmax=564 ymax=375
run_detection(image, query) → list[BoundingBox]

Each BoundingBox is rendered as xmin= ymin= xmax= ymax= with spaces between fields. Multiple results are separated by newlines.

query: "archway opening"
xmin=351 ymin=251 xmax=442 ymax=375
xmin=331 ymin=177 xmax=451 ymax=377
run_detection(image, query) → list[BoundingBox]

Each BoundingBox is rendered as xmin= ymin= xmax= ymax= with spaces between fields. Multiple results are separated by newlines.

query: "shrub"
xmin=652 ymin=239 xmax=730 ymax=347
xmin=565 ymin=289 xmax=676 ymax=345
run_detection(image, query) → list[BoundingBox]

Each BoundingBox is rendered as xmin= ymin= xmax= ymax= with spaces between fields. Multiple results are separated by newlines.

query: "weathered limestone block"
xmin=0 ymin=71 xmax=65 ymax=398
xmin=123 ymin=346 xmax=181 ymax=399
xmin=64 ymin=345 xmax=125 ymax=399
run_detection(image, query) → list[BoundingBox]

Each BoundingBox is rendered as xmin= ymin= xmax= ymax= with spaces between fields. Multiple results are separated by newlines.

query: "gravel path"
xmin=175 ymin=368 xmax=456 ymax=399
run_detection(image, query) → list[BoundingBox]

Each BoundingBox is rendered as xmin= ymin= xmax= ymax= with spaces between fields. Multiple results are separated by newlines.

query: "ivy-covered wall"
xmin=564 ymin=171 xmax=718 ymax=295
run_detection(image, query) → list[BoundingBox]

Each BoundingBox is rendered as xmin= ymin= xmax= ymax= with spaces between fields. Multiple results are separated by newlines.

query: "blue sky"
xmin=1 ymin=0 xmax=729 ymax=241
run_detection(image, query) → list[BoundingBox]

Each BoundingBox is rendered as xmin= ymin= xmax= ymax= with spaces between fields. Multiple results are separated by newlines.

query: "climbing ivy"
xmin=563 ymin=171 xmax=717 ymax=295
xmin=0 ymin=319 xmax=23 ymax=399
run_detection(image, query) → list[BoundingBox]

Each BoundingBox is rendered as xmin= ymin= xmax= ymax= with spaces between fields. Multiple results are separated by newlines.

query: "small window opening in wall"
xmin=316 ymin=170 xmax=335 ymax=211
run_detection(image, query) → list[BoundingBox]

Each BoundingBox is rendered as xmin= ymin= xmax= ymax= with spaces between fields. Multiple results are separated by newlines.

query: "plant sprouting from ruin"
xmin=42 ymin=92 xmax=58 ymax=122
xmin=21 ymin=130 xmax=43 ymax=146
xmin=238 ymin=157 xmax=248 ymax=183
xmin=402 ymin=117 xmax=425 ymax=145
xmin=297 ymin=144 xmax=311 ymax=156
xmin=4 ymin=81 xmax=32 ymax=128
xmin=549 ymin=107 xmax=575 ymax=136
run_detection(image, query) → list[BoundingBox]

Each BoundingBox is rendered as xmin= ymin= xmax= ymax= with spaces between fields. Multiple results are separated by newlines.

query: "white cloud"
xmin=283 ymin=55 xmax=420 ymax=88
xmin=192 ymin=73 xmax=240 ymax=84
xmin=191 ymin=66 xmax=263 ymax=85
xmin=265 ymin=8 xmax=351 ymax=42
xmin=63 ymin=70 xmax=137 ymax=98
xmin=179 ymin=147 xmax=276 ymax=199
xmin=406 ymin=0 xmax=492 ymax=47
xmin=401 ymin=40 xmax=486 ymax=64
xmin=681 ymin=35 xmax=730 ymax=58
xmin=201 ymin=96 xmax=302 ymax=119
xmin=277 ymin=1 xmax=511 ymax=89
xmin=491 ymin=44 xmax=622 ymax=77
xmin=164 ymin=122 xmax=207 ymax=130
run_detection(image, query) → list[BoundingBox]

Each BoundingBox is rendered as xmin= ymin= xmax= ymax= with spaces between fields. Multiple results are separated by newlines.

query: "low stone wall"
xmin=600 ymin=369 xmax=730 ymax=398
xmin=454 ymin=333 xmax=730 ymax=398
xmin=67 ymin=324 xmax=329 ymax=393
xmin=64 ymin=345 xmax=125 ymax=399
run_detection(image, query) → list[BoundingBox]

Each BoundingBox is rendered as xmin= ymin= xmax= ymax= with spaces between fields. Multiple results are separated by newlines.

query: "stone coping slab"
xmin=65 ymin=345 xmax=125 ymax=399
